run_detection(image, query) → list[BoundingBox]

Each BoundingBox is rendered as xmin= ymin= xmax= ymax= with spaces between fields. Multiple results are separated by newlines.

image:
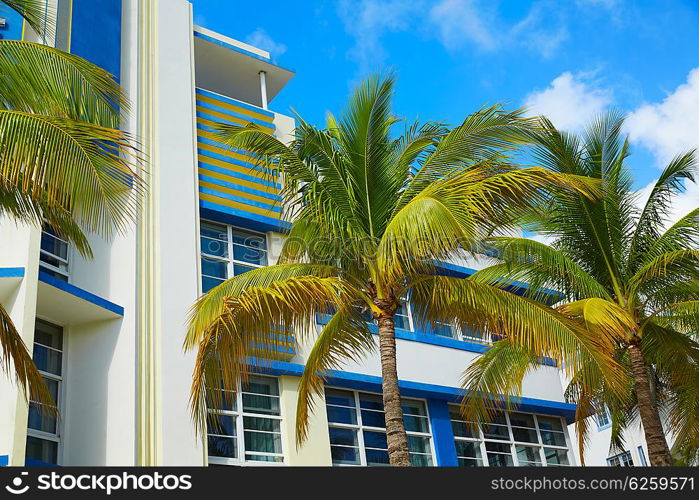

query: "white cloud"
xmin=625 ymin=67 xmax=699 ymax=166
xmin=635 ymin=177 xmax=699 ymax=229
xmin=523 ymin=72 xmax=612 ymax=131
xmin=337 ymin=0 xmax=418 ymax=75
xmin=337 ymin=0 xmax=572 ymax=77
xmin=511 ymin=1 xmax=569 ymax=59
xmin=428 ymin=0 xmax=496 ymax=51
xmin=245 ymin=28 xmax=287 ymax=60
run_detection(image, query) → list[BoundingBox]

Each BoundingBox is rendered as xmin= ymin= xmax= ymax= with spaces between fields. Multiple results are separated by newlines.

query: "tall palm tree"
xmin=465 ymin=113 xmax=699 ymax=466
xmin=185 ymin=74 xmax=621 ymax=466
xmin=0 ymin=1 xmax=141 ymax=407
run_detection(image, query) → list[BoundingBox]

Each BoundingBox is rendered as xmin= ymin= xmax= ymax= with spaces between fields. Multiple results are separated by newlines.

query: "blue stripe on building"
xmin=0 ymin=8 xmax=25 ymax=40
xmin=38 ymin=271 xmax=124 ymax=315
xmin=70 ymin=0 xmax=122 ymax=78
xmin=196 ymin=88 xmax=276 ymax=118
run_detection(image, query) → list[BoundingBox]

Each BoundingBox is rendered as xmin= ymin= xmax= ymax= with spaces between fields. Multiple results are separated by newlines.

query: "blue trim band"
xmin=434 ymin=261 xmax=562 ymax=302
xmin=427 ymin=399 xmax=459 ymax=466
xmin=196 ymin=88 xmax=275 ymax=118
xmin=0 ymin=455 xmax=8 ymax=466
xmin=200 ymin=204 xmax=291 ymax=234
xmin=38 ymin=271 xmax=124 ymax=316
xmin=193 ymin=31 xmax=295 ymax=74
xmin=198 ymin=160 xmax=281 ymax=189
xmin=196 ymin=100 xmax=276 ymax=130
xmin=317 ymin=314 xmax=556 ymax=366
xmin=254 ymin=359 xmax=577 ymax=422
xmin=198 ymin=174 xmax=281 ymax=202
xmin=199 ymin=187 xmax=282 ymax=213
xmin=0 ymin=267 xmax=25 ymax=278
xmin=25 ymin=458 xmax=58 ymax=467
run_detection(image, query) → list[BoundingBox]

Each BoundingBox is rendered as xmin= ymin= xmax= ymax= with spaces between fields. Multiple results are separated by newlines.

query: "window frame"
xmin=325 ymin=387 xmax=436 ymax=467
xmin=39 ymin=227 xmax=70 ymax=282
xmin=595 ymin=407 xmax=612 ymax=430
xmin=26 ymin=318 xmax=67 ymax=465
xmin=199 ymin=220 xmax=269 ymax=293
xmin=206 ymin=374 xmax=285 ymax=467
xmin=449 ymin=405 xmax=571 ymax=467
xmin=607 ymin=450 xmax=634 ymax=467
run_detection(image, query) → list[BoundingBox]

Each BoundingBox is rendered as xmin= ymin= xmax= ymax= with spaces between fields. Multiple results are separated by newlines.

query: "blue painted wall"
xmin=427 ymin=399 xmax=459 ymax=466
xmin=0 ymin=7 xmax=25 ymax=40
xmin=70 ymin=0 xmax=121 ymax=77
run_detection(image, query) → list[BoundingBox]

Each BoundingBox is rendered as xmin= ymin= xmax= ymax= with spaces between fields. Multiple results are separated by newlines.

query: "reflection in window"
xmin=199 ymin=221 xmax=268 ymax=293
xmin=207 ymin=375 xmax=283 ymax=464
xmin=450 ymin=405 xmax=571 ymax=467
xmin=325 ymin=388 xmax=434 ymax=466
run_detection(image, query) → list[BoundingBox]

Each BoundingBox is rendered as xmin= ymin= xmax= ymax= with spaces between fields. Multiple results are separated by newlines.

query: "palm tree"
xmin=0 ymin=1 xmax=141 ymax=407
xmin=185 ymin=74 xmax=621 ymax=466
xmin=465 ymin=112 xmax=699 ymax=466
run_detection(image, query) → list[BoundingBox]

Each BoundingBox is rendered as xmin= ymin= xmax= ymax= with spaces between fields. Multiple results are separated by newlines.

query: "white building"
xmin=1 ymin=0 xmax=579 ymax=467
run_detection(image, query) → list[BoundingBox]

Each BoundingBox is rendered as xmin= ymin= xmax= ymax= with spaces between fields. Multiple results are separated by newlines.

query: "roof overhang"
xmin=36 ymin=272 xmax=123 ymax=326
xmin=193 ymin=27 xmax=295 ymax=109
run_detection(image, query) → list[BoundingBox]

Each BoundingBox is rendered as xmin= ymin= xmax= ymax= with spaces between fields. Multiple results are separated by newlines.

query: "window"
xmin=596 ymin=407 xmax=612 ymax=429
xmin=393 ymin=297 xmax=414 ymax=331
xmin=450 ymin=405 xmax=571 ymax=467
xmin=39 ymin=227 xmax=69 ymax=281
xmin=325 ymin=388 xmax=434 ymax=466
xmin=607 ymin=450 xmax=634 ymax=467
xmin=26 ymin=320 xmax=64 ymax=464
xmin=200 ymin=221 xmax=268 ymax=293
xmin=638 ymin=446 xmax=648 ymax=466
xmin=207 ymin=375 xmax=283 ymax=465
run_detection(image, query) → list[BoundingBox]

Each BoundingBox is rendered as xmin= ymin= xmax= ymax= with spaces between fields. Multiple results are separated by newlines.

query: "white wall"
xmin=0 ymin=221 xmax=41 ymax=465
xmin=153 ymin=0 xmax=203 ymax=465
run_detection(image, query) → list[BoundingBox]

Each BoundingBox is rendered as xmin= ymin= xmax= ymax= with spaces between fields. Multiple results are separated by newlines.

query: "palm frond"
xmin=0 ymin=110 xmax=142 ymax=238
xmin=0 ymin=41 xmax=126 ymax=127
xmin=186 ymin=265 xmax=364 ymax=433
xmin=0 ymin=304 xmax=56 ymax=411
xmin=411 ymin=276 xmax=625 ymax=389
xmin=627 ymin=151 xmax=697 ymax=271
xmin=471 ymin=237 xmax=610 ymax=301
xmin=295 ymin=309 xmax=375 ymax=444
xmin=458 ymin=340 xmax=538 ymax=424
xmin=0 ymin=0 xmax=53 ymax=40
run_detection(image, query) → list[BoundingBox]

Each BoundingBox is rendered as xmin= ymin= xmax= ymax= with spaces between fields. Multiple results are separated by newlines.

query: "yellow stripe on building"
xmin=196 ymin=93 xmax=274 ymax=124
xmin=196 ymin=105 xmax=275 ymax=132
xmin=199 ymin=192 xmax=280 ymax=218
xmin=197 ymin=141 xmax=277 ymax=176
xmin=198 ymin=166 xmax=280 ymax=196
xmin=198 ymin=180 xmax=281 ymax=208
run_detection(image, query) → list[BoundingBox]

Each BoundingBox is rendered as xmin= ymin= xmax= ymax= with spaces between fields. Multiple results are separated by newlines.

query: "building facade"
xmin=0 ymin=0 xmax=582 ymax=467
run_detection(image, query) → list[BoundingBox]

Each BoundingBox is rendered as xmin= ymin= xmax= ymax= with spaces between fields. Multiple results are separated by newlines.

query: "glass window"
xmin=607 ymin=450 xmax=634 ymax=467
xmin=595 ymin=407 xmax=612 ymax=429
xmin=26 ymin=320 xmax=63 ymax=465
xmin=199 ymin=221 xmax=268 ymax=293
xmin=207 ymin=375 xmax=283 ymax=465
xmin=393 ymin=298 xmax=413 ymax=331
xmin=39 ymin=226 xmax=69 ymax=281
xmin=449 ymin=405 xmax=571 ymax=467
xmin=325 ymin=389 xmax=434 ymax=466
xmin=638 ymin=446 xmax=648 ymax=466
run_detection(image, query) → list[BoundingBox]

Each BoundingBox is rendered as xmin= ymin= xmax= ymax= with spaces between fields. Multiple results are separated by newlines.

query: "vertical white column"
xmin=259 ymin=70 xmax=268 ymax=109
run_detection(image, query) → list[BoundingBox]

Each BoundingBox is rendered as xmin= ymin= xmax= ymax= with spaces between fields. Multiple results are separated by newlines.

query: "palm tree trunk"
xmin=628 ymin=342 xmax=672 ymax=466
xmin=377 ymin=314 xmax=411 ymax=466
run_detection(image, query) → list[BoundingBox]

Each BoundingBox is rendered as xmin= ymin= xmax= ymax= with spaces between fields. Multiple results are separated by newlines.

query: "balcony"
xmin=196 ymin=87 xmax=289 ymax=233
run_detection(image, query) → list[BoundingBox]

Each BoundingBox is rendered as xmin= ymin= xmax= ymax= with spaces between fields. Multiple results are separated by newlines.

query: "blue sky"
xmin=190 ymin=0 xmax=699 ymax=194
